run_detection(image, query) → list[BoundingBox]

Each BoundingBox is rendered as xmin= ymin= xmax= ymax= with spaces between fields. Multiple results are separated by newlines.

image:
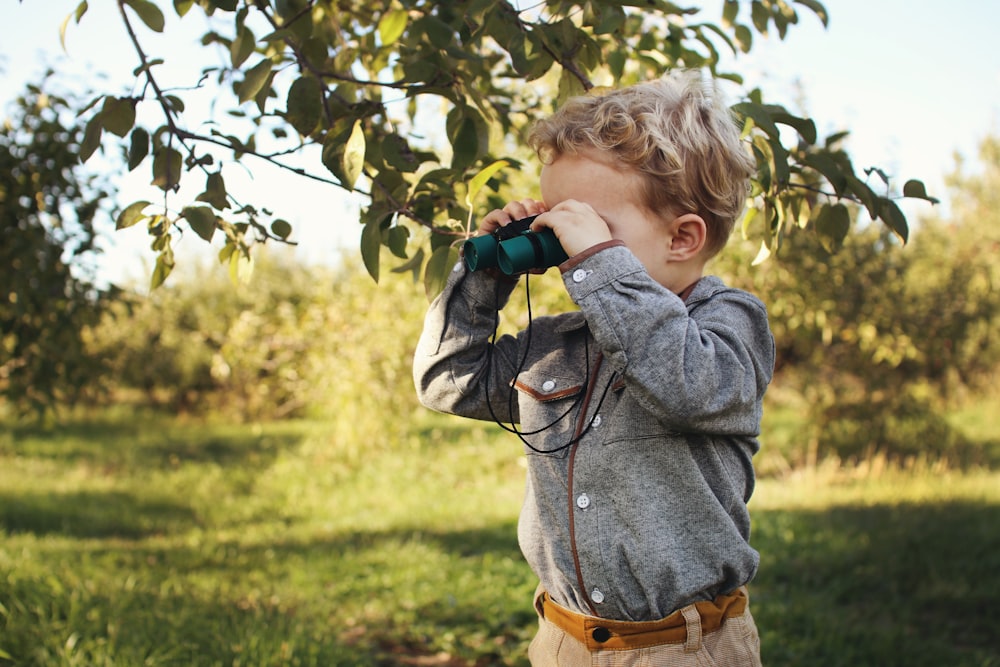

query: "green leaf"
xmin=174 ymin=0 xmax=194 ymax=17
xmin=79 ymin=114 xmax=103 ymax=162
xmin=380 ymin=134 xmax=419 ymax=173
xmin=231 ymin=25 xmax=256 ymax=68
xmin=845 ymin=174 xmax=880 ymax=220
xmin=182 ymin=205 xmax=217 ymax=242
xmin=228 ymin=250 xmax=254 ymax=285
xmin=802 ymin=152 xmax=848 ymax=195
xmin=101 ymin=96 xmax=136 ymax=137
xmin=740 ymin=206 xmax=758 ymax=240
xmin=386 ymin=224 xmax=409 ymax=258
xmin=594 ymin=6 xmax=625 ymax=34
xmin=127 ymin=127 xmax=149 ymax=170
xmin=794 ymin=0 xmax=829 ymax=26
xmin=771 ymin=109 xmax=817 ymax=145
xmin=218 ymin=241 xmax=236 ymax=264
xmin=732 ymin=102 xmax=781 ymax=141
xmin=751 ymin=240 xmax=771 ymax=266
xmin=343 ymin=119 xmax=366 ymax=190
xmin=360 ymin=216 xmax=383 ymax=282
xmin=378 ymin=9 xmax=408 ymax=46
xmin=465 ymin=159 xmax=508 ymax=207
xmin=124 ymin=0 xmax=165 ymax=32
xmin=865 ymin=166 xmax=890 ymax=187
xmin=196 ymin=171 xmax=229 ymax=210
xmin=237 ymin=58 xmax=273 ymax=104
xmin=766 ymin=135 xmax=790 ymax=186
xmin=151 ymin=146 xmax=183 ymax=191
xmin=750 ymin=1 xmax=770 ymax=34
xmin=424 ymin=245 xmax=459 ymax=299
xmin=733 ymin=24 xmax=752 ymax=52
xmin=415 ymin=15 xmax=452 ymax=49
xmin=556 ymin=67 xmax=586 ymax=107
xmin=151 ymin=249 xmax=175 ymax=290
xmin=60 ymin=1 xmax=88 ymax=52
xmin=391 ymin=246 xmax=425 ymax=281
xmin=446 ymin=107 xmax=487 ymax=171
xmin=607 ymin=49 xmax=627 ymax=79
xmin=902 ymin=179 xmax=939 ymax=203
xmin=116 ymin=200 xmax=152 ymax=230
xmin=722 ymin=0 xmax=739 ymax=27
xmin=271 ymin=219 xmax=293 ymax=239
xmin=879 ymin=198 xmax=909 ymax=244
xmin=815 ymin=202 xmax=851 ymax=253
xmin=286 ymin=75 xmax=322 ymax=136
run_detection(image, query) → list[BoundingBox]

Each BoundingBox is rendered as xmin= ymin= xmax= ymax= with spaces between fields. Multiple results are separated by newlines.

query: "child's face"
xmin=539 ymin=150 xmax=680 ymax=288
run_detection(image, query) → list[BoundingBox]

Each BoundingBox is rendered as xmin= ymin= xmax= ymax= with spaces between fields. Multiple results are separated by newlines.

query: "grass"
xmin=1 ymin=406 xmax=998 ymax=666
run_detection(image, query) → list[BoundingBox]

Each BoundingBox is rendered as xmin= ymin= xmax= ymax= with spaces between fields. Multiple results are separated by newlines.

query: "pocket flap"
xmin=513 ymin=375 xmax=583 ymax=402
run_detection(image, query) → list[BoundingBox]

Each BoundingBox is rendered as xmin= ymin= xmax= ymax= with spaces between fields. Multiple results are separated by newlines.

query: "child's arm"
xmin=413 ymin=201 xmax=547 ymax=423
xmin=565 ymin=246 xmax=775 ymax=436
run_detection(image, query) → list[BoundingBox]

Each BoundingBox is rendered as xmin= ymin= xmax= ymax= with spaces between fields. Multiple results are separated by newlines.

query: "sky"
xmin=2 ymin=0 xmax=999 ymax=286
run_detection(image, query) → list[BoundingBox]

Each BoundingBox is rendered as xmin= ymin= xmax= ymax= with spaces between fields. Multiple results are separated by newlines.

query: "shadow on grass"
xmin=0 ymin=520 xmax=534 ymax=667
xmin=0 ymin=489 xmax=199 ymax=539
xmin=751 ymin=500 xmax=1000 ymax=667
xmin=3 ymin=494 xmax=998 ymax=666
xmin=4 ymin=413 xmax=305 ymax=471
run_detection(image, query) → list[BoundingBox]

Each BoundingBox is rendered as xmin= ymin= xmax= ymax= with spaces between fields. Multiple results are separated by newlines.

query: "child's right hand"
xmin=479 ymin=198 xmax=548 ymax=236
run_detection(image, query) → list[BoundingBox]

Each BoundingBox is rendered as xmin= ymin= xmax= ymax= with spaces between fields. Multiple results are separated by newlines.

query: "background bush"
xmin=38 ymin=136 xmax=1000 ymax=466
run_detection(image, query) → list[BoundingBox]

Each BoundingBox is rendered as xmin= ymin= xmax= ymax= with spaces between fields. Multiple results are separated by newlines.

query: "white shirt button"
xmin=576 ymin=493 xmax=591 ymax=510
xmin=591 ymin=414 xmax=602 ymax=428
xmin=591 ymin=588 xmax=605 ymax=604
xmin=572 ymin=268 xmax=589 ymax=283
xmin=541 ymin=379 xmax=557 ymax=392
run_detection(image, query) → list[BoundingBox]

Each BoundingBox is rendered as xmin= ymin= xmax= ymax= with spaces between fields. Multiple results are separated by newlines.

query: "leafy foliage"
xmin=0 ymin=75 xmax=115 ymax=414
xmin=717 ymin=133 xmax=1000 ymax=462
xmin=86 ymin=253 xmax=431 ymax=428
xmin=58 ymin=0 xmax=936 ymax=289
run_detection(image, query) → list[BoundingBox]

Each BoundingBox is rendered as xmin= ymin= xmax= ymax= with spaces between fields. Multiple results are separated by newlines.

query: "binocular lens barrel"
xmin=497 ymin=231 xmax=568 ymax=275
xmin=461 ymin=216 xmax=567 ymax=274
xmin=462 ymin=235 xmax=499 ymax=273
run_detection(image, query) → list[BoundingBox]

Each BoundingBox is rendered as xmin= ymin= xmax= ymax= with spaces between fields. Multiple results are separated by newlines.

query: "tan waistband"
xmin=536 ymin=587 xmax=748 ymax=651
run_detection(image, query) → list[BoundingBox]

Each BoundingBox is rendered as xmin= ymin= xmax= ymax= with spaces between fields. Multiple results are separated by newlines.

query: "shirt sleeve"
xmin=412 ymin=261 xmax=524 ymax=424
xmin=562 ymin=244 xmax=775 ymax=436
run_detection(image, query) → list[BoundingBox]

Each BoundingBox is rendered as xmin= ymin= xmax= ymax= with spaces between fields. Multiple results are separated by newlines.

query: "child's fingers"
xmin=479 ymin=199 xmax=547 ymax=234
xmin=502 ymin=199 xmax=546 ymax=223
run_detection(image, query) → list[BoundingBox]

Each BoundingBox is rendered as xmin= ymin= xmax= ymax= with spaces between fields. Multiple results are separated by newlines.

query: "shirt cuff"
xmin=558 ymin=240 xmax=627 ymax=272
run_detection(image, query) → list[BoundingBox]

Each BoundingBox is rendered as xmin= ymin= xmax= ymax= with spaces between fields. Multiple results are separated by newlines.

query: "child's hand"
xmin=479 ymin=199 xmax=548 ymax=236
xmin=532 ymin=199 xmax=613 ymax=257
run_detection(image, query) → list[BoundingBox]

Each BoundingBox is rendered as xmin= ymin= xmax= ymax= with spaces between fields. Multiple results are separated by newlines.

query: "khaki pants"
xmin=528 ymin=587 xmax=763 ymax=667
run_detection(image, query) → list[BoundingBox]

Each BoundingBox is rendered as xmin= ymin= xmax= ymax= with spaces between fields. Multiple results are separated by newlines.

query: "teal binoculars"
xmin=462 ymin=215 xmax=568 ymax=275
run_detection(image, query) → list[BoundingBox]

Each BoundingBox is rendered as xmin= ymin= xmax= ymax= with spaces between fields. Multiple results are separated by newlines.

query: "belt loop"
xmin=681 ymin=605 xmax=702 ymax=653
xmin=534 ymin=587 xmax=547 ymax=619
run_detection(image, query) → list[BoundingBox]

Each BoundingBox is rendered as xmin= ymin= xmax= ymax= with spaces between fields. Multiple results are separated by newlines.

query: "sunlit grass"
xmin=1 ymin=407 xmax=998 ymax=666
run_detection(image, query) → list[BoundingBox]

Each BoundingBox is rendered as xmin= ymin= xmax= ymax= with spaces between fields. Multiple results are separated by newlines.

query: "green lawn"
xmin=1 ymin=409 xmax=998 ymax=666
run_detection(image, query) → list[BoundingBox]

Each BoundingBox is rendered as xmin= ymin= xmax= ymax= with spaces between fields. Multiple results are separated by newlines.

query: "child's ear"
xmin=666 ymin=213 xmax=707 ymax=260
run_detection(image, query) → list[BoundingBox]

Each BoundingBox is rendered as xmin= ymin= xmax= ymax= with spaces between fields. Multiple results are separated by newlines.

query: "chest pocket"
xmin=599 ymin=380 xmax=674 ymax=446
xmin=512 ymin=371 xmax=584 ymax=458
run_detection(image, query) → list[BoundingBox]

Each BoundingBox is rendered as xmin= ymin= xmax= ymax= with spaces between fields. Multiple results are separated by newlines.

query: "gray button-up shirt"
xmin=413 ymin=243 xmax=775 ymax=621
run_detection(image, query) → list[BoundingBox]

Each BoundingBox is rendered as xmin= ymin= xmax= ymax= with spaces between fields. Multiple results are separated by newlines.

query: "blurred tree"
xmin=87 ymin=252 xmax=431 ymax=430
xmin=50 ymin=0 xmax=934 ymax=291
xmin=716 ymin=134 xmax=1000 ymax=464
xmin=0 ymin=75 xmax=116 ymax=414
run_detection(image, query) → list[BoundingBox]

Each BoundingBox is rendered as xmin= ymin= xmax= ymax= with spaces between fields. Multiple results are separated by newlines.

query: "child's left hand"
xmin=532 ymin=199 xmax=613 ymax=257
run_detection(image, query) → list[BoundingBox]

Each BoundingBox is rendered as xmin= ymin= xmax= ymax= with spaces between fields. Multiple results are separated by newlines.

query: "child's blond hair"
xmin=528 ymin=70 xmax=755 ymax=258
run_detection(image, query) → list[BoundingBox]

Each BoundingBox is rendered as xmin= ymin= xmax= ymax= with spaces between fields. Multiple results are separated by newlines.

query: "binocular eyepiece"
xmin=462 ymin=215 xmax=568 ymax=275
